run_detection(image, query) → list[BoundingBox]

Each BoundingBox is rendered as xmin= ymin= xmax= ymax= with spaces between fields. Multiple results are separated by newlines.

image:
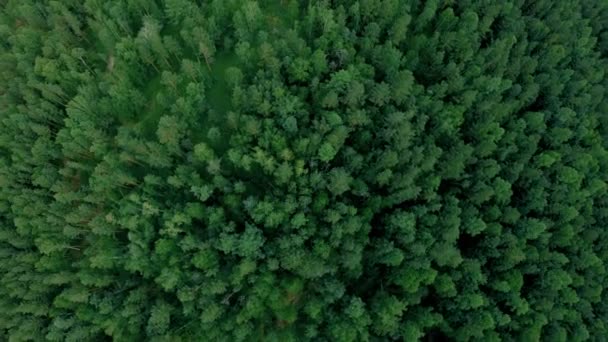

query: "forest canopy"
xmin=1 ymin=0 xmax=608 ymax=340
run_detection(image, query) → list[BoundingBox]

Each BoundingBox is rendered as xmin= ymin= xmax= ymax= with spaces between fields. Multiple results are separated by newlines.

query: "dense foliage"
xmin=1 ymin=0 xmax=608 ymax=340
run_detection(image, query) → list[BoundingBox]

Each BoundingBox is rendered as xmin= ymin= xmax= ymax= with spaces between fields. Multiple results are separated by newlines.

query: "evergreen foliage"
xmin=1 ymin=0 xmax=608 ymax=340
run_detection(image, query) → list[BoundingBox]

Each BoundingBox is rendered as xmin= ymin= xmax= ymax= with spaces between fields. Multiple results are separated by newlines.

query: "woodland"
xmin=1 ymin=0 xmax=608 ymax=341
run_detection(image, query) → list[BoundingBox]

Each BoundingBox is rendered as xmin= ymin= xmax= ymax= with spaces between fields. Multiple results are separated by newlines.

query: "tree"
xmin=156 ymin=115 xmax=185 ymax=152
xmin=1 ymin=0 xmax=607 ymax=340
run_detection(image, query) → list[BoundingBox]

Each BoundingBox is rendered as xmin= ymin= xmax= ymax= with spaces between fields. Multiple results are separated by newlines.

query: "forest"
xmin=1 ymin=0 xmax=607 ymax=340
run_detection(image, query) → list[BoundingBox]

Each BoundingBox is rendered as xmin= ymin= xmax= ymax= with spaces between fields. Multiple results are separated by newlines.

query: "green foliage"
xmin=1 ymin=0 xmax=607 ymax=340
